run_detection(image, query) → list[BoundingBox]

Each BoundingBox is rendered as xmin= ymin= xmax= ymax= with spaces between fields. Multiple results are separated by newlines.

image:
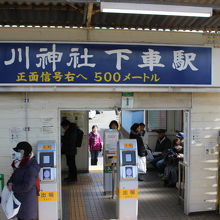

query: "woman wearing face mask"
xmin=7 ymin=141 xmax=40 ymax=220
xmin=89 ymin=125 xmax=102 ymax=165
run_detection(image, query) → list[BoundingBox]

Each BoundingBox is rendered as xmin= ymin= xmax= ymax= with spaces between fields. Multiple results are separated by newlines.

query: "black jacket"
xmin=155 ymin=136 xmax=171 ymax=152
xmin=129 ymin=131 xmax=146 ymax=157
xmin=62 ymin=123 xmax=78 ymax=155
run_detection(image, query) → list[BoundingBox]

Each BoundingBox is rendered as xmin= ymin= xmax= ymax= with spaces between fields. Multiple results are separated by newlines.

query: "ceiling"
xmin=0 ymin=0 xmax=220 ymax=33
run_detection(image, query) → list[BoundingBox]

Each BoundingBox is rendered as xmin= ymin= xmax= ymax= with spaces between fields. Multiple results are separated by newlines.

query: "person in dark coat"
xmin=129 ymin=123 xmax=146 ymax=181
xmin=129 ymin=123 xmax=146 ymax=157
xmin=163 ymin=139 xmax=184 ymax=187
xmin=151 ymin=129 xmax=172 ymax=170
xmin=61 ymin=119 xmax=83 ymax=182
xmin=155 ymin=129 xmax=171 ymax=152
xmin=7 ymin=141 xmax=40 ymax=220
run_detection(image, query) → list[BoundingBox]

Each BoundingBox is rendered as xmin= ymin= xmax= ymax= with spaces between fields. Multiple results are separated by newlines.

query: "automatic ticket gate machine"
xmin=37 ymin=141 xmax=59 ymax=220
xmin=103 ymin=129 xmax=119 ymax=194
xmin=116 ymin=139 xmax=138 ymax=220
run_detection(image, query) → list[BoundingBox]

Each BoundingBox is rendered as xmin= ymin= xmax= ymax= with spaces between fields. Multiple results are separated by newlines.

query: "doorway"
xmin=60 ymin=110 xmax=89 ymax=176
xmin=59 ymin=108 xmax=191 ymax=219
xmin=121 ymin=109 xmax=190 ymax=215
xmin=88 ymin=110 xmax=119 ymax=171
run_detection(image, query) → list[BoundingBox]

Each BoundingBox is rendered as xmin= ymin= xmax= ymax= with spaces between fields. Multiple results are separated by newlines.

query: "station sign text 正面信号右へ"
xmin=0 ymin=43 xmax=212 ymax=85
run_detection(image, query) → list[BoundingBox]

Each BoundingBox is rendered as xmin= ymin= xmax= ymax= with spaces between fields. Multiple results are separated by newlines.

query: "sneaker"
xmin=167 ymin=183 xmax=176 ymax=187
xmin=63 ymin=177 xmax=71 ymax=181
xmin=66 ymin=179 xmax=77 ymax=183
xmin=64 ymin=177 xmax=77 ymax=182
xmin=163 ymin=179 xmax=169 ymax=187
xmin=65 ymin=178 xmax=77 ymax=183
xmin=158 ymin=173 xmax=164 ymax=178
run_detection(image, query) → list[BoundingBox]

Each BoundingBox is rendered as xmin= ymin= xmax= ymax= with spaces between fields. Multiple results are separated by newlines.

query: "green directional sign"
xmin=122 ymin=92 xmax=134 ymax=97
xmin=104 ymin=166 xmax=112 ymax=173
xmin=0 ymin=174 xmax=4 ymax=192
xmin=122 ymin=92 xmax=134 ymax=108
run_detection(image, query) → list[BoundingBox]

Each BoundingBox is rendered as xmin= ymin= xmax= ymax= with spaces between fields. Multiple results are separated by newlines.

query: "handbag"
xmin=1 ymin=186 xmax=21 ymax=219
xmin=138 ymin=156 xmax=147 ymax=174
xmin=146 ymin=149 xmax=154 ymax=162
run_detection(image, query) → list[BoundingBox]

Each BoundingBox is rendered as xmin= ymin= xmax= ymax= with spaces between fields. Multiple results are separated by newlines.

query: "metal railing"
xmin=178 ymin=161 xmax=186 ymax=204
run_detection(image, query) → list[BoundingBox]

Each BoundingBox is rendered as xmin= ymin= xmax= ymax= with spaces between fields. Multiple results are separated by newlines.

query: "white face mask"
xmin=14 ymin=152 xmax=22 ymax=160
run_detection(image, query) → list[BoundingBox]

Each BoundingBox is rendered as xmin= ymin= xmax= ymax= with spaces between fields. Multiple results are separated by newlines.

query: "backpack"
xmin=76 ymin=128 xmax=84 ymax=148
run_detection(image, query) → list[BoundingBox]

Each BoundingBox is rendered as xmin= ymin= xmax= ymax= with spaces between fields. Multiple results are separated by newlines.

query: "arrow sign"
xmin=122 ymin=96 xmax=134 ymax=109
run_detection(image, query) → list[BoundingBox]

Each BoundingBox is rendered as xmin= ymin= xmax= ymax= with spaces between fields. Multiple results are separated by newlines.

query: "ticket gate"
xmin=103 ymin=129 xmax=119 ymax=194
xmin=116 ymin=139 xmax=138 ymax=220
xmin=37 ymin=141 xmax=59 ymax=220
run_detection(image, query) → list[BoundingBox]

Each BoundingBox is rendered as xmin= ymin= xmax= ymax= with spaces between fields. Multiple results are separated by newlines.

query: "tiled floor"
xmin=62 ymin=170 xmax=220 ymax=220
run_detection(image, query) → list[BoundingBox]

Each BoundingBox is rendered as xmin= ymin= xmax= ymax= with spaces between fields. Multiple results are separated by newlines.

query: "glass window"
xmin=147 ymin=110 xmax=167 ymax=131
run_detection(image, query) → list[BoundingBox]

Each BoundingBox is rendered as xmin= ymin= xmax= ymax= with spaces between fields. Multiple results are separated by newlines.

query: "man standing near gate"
xmin=61 ymin=119 xmax=84 ymax=183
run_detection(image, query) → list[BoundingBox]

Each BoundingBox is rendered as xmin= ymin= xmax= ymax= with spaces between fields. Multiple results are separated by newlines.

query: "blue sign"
xmin=0 ymin=43 xmax=211 ymax=85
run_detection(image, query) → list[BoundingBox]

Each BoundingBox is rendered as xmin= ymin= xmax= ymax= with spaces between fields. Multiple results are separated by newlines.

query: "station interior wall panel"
xmin=189 ymin=93 xmax=219 ymax=212
xmin=0 ymin=92 xmax=219 ymax=219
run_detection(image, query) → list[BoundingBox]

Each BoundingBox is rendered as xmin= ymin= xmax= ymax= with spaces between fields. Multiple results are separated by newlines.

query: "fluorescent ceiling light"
xmin=101 ymin=2 xmax=212 ymax=17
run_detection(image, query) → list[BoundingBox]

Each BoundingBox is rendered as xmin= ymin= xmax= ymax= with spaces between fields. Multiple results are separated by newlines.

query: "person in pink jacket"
xmin=89 ymin=125 xmax=102 ymax=165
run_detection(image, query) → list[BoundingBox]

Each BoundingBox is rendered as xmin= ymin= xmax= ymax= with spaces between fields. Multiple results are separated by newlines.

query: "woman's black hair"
xmin=92 ymin=125 xmax=98 ymax=130
xmin=61 ymin=119 xmax=71 ymax=127
xmin=130 ymin=123 xmax=140 ymax=132
xmin=109 ymin=120 xmax=119 ymax=129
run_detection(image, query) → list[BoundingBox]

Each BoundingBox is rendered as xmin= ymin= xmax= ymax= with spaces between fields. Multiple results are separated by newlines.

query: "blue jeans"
xmin=156 ymin=159 xmax=166 ymax=173
xmin=151 ymin=155 xmax=163 ymax=167
xmin=164 ymin=165 xmax=178 ymax=184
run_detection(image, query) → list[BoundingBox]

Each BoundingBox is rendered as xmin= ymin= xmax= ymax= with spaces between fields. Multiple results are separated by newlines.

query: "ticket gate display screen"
xmin=122 ymin=151 xmax=136 ymax=166
xmin=39 ymin=152 xmax=54 ymax=168
xmin=37 ymin=141 xmax=56 ymax=182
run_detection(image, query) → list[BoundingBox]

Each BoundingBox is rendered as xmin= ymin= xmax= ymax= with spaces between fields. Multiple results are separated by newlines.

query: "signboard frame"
xmin=0 ymin=41 xmax=212 ymax=87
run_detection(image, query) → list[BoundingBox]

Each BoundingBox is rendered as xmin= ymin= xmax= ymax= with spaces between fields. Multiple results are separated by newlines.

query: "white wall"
xmin=0 ymin=91 xmax=219 ymax=219
xmin=0 ymin=93 xmax=28 ymax=220
xmin=189 ymin=93 xmax=219 ymax=212
xmin=0 ymin=92 xmax=122 ymax=176
xmin=0 ymin=92 xmax=122 ymax=220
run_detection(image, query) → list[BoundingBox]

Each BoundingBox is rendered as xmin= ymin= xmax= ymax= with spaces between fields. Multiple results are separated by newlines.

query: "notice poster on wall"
xmin=9 ymin=127 xmax=25 ymax=144
xmin=192 ymin=128 xmax=203 ymax=144
xmin=41 ymin=117 xmax=54 ymax=135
